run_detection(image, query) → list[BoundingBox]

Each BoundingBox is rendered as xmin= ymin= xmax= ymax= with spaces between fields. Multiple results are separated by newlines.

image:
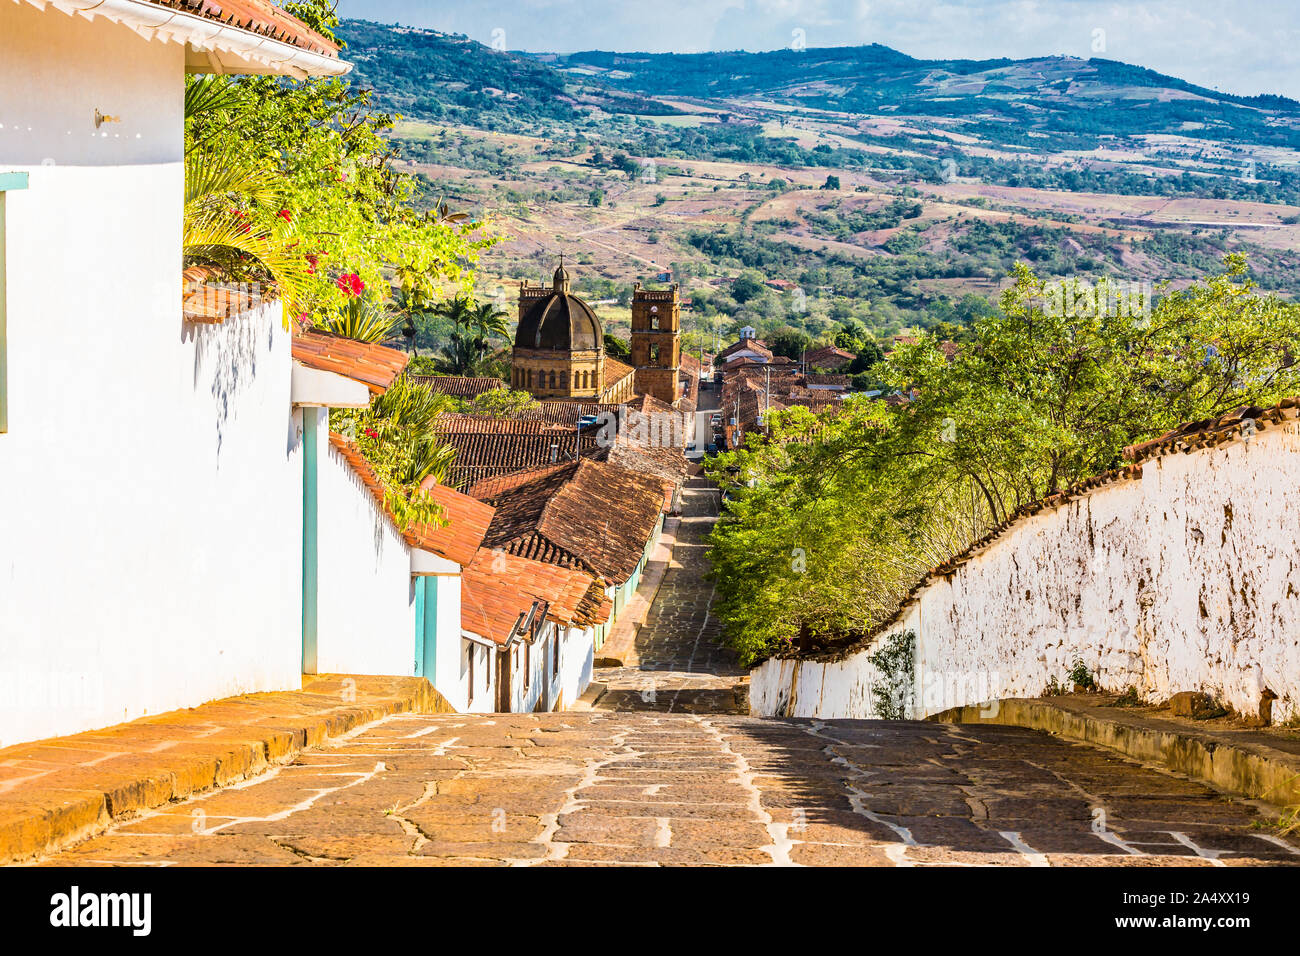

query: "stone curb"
xmin=0 ymin=675 xmax=449 ymax=866
xmin=931 ymin=697 xmax=1300 ymax=811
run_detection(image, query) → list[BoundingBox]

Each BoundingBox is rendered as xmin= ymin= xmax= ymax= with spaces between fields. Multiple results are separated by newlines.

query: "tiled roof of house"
xmin=597 ymin=441 xmax=686 ymax=513
xmin=718 ymin=339 xmax=772 ymax=363
xmin=476 ymin=459 xmax=665 ymax=584
xmin=468 ymin=550 xmax=611 ymax=630
xmin=408 ymin=375 xmax=506 ymax=399
xmin=413 ymin=480 xmax=496 ymax=567
xmin=806 ymin=374 xmax=851 ymax=389
xmin=461 ymin=565 xmax=543 ymax=647
xmin=802 ymin=345 xmax=856 ymax=369
xmin=146 ymin=0 xmax=342 ymax=58
xmin=181 ymin=267 xmax=265 ymax=323
xmin=529 ymin=402 xmax=624 ymax=426
xmin=603 ymin=356 xmax=636 ymax=390
xmin=464 ymin=464 xmax=571 ymax=501
xmin=437 ymin=415 xmax=575 ymax=435
xmin=293 ymin=329 xmax=409 ymax=394
xmin=437 ymin=430 xmax=599 ymax=490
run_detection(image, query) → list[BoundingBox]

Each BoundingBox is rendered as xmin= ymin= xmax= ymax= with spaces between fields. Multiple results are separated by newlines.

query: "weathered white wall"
xmin=461 ymin=639 xmax=496 ymax=713
xmin=0 ymin=10 xmax=306 ymax=747
xmin=314 ymin=435 xmax=418 ymax=676
xmin=752 ymin=423 xmax=1300 ymax=723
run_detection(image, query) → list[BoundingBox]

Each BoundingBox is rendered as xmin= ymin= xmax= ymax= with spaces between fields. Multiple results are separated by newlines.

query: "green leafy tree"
xmin=707 ymin=257 xmax=1300 ymax=664
xmin=330 ymin=376 xmax=458 ymax=531
xmin=463 ymin=386 xmax=540 ymax=418
xmin=183 ymin=7 xmax=495 ymax=327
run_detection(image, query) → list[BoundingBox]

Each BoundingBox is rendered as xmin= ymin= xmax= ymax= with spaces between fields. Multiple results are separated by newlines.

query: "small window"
xmin=650 ymin=345 xmax=661 ymax=363
xmin=650 ymin=316 xmax=660 ymax=330
xmin=552 ymin=632 xmax=560 ymax=677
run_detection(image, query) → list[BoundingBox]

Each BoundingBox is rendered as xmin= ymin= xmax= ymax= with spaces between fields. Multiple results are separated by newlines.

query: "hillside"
xmin=552 ymin=47 xmax=1300 ymax=149
xmin=334 ymin=20 xmax=1300 ymax=358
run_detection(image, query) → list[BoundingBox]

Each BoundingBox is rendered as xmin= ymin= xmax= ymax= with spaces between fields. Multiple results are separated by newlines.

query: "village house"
xmin=715 ymin=334 xmax=853 ymax=449
xmin=0 ymin=0 xmax=351 ymax=747
xmin=460 ymin=548 xmax=610 ymax=712
xmin=467 ymin=458 xmax=668 ymax=651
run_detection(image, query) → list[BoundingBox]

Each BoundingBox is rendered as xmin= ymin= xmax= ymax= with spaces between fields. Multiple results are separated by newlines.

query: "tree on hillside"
xmin=706 ymin=256 xmax=1300 ymax=664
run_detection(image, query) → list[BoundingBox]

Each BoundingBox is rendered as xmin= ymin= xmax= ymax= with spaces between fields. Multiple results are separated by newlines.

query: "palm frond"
xmin=319 ymin=295 xmax=402 ymax=344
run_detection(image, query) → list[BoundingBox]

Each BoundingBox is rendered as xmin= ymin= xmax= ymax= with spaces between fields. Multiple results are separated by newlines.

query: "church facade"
xmin=510 ymin=264 xmax=677 ymax=406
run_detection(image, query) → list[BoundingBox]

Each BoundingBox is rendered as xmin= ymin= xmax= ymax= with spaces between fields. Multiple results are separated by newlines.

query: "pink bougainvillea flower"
xmin=364 ymin=428 xmax=378 ymax=439
xmin=305 ymin=253 xmax=319 ymax=275
xmin=278 ymin=209 xmax=292 ymax=223
xmin=336 ymin=273 xmax=365 ymax=297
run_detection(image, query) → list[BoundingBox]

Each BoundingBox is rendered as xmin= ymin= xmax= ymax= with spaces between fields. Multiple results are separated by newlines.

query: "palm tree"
xmin=433 ymin=296 xmax=510 ymax=373
xmin=368 ymin=376 xmax=458 ymax=488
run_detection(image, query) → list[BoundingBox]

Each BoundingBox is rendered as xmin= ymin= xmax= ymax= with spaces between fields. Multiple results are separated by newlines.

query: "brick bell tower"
xmin=630 ymin=282 xmax=682 ymax=405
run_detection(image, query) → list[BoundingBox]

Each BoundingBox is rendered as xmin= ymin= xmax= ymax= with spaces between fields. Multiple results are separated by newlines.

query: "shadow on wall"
xmin=183 ymin=302 xmax=275 ymax=457
xmin=327 ymin=440 xmax=399 ymax=566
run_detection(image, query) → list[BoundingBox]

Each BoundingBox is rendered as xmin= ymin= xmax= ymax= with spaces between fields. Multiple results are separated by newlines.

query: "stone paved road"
xmin=591 ymin=476 xmax=748 ymax=714
xmin=32 ymin=440 xmax=1300 ymax=866
xmin=41 ymin=711 xmax=1300 ymax=866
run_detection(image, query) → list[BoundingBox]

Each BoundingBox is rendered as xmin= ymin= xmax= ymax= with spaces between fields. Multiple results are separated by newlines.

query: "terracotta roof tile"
xmin=460 ymin=566 xmax=542 ymax=647
xmin=475 ymin=459 xmax=664 ymax=584
xmin=413 ymin=481 xmax=496 ymax=567
xmin=467 ymin=550 xmax=611 ymax=630
xmin=181 ymin=268 xmax=265 ymax=323
xmin=408 ymin=375 xmax=506 ymax=399
xmin=603 ymin=356 xmax=636 ymax=390
xmin=293 ymin=329 xmax=409 ymax=394
xmin=147 ymin=0 xmax=341 ymax=57
xmin=802 ymin=345 xmax=856 ymax=369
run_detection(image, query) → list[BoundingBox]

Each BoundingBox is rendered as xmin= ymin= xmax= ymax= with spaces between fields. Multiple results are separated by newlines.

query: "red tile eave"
xmin=146 ymin=0 xmax=341 ymax=57
xmin=292 ymin=329 xmax=409 ymax=394
xmin=411 ymin=481 xmax=496 ymax=566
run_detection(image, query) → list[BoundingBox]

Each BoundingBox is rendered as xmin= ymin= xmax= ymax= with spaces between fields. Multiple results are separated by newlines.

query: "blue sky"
xmin=336 ymin=0 xmax=1300 ymax=100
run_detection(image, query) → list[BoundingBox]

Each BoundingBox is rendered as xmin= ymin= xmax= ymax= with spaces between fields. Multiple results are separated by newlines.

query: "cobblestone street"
xmin=591 ymin=477 xmax=749 ymax=714
xmin=36 ymin=479 xmax=1300 ymax=866
xmin=40 ymin=711 xmax=1300 ymax=866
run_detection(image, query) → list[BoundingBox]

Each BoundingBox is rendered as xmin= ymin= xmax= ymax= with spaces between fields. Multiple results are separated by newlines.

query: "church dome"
xmin=514 ymin=264 xmax=603 ymax=351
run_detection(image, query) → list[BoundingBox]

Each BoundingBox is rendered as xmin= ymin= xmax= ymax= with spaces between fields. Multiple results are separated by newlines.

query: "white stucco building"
xmin=0 ymin=0 xmax=349 ymax=746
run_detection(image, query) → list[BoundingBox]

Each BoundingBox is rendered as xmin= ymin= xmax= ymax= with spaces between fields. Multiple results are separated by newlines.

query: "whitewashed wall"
xmin=752 ymin=422 xmax=1300 ymax=723
xmin=559 ymin=625 xmax=595 ymax=709
xmin=461 ymin=639 xmax=496 ymax=713
xmin=314 ymin=432 xmax=419 ymax=676
xmin=0 ymin=9 xmax=306 ymax=747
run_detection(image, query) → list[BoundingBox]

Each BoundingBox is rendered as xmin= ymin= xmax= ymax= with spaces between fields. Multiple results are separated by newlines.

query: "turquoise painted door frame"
xmin=413 ymin=577 xmax=438 ymax=678
xmin=0 ymin=173 xmax=29 ymax=435
xmin=301 ymin=407 xmax=319 ymax=674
